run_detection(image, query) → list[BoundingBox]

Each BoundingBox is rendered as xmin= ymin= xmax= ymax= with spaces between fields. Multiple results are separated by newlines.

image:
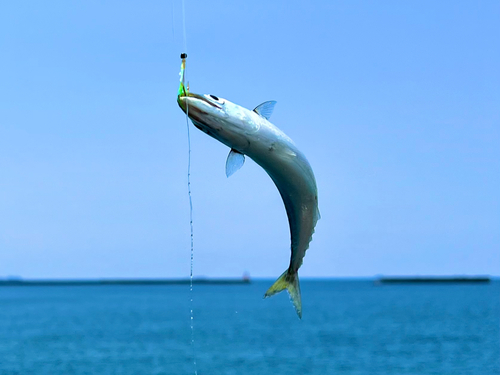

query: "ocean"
xmin=0 ymin=280 xmax=498 ymax=374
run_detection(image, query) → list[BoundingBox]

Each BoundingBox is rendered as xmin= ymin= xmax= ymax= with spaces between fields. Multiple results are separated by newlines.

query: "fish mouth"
xmin=177 ymin=92 xmax=222 ymax=112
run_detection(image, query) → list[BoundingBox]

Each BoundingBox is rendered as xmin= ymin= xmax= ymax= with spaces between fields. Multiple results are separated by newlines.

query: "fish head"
xmin=178 ymin=92 xmax=260 ymax=150
xmin=177 ymin=92 xmax=228 ymax=131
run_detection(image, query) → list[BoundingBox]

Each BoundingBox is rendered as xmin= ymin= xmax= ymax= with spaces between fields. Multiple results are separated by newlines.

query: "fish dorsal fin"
xmin=253 ymin=101 xmax=277 ymax=120
xmin=226 ymin=149 xmax=245 ymax=177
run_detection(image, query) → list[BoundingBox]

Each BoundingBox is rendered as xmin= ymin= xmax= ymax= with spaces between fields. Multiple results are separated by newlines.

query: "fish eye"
xmin=206 ymin=94 xmax=225 ymax=105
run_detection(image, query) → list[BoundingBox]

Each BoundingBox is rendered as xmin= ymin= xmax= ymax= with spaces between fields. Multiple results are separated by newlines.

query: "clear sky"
xmin=0 ymin=1 xmax=498 ymax=279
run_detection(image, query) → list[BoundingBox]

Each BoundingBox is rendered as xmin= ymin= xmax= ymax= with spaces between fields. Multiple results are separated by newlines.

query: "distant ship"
xmin=375 ymin=276 xmax=491 ymax=285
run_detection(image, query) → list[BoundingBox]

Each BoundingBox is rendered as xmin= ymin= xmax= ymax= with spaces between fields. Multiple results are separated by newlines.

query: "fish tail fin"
xmin=264 ymin=270 xmax=302 ymax=319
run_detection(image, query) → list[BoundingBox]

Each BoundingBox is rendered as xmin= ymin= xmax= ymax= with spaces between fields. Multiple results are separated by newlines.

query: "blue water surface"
xmin=0 ymin=280 xmax=498 ymax=375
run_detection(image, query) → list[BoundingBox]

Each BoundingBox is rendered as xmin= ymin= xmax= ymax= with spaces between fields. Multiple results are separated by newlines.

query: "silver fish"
xmin=178 ymin=92 xmax=320 ymax=318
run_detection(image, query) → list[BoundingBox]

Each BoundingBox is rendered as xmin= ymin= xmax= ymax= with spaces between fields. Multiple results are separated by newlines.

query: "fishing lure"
xmin=178 ymin=53 xmax=188 ymax=98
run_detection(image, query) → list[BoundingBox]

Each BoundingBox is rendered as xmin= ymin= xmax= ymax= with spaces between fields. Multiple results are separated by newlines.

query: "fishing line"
xmin=179 ymin=1 xmax=197 ymax=374
xmin=181 ymin=0 xmax=188 ymax=53
xmin=185 ymin=73 xmax=197 ymax=375
xmin=170 ymin=1 xmax=175 ymax=41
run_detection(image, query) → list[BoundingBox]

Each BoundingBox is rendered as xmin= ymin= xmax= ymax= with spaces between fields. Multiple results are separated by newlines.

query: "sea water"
xmin=0 ymin=280 xmax=498 ymax=375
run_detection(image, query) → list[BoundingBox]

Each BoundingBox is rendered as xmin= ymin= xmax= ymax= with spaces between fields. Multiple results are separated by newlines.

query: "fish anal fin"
xmin=253 ymin=101 xmax=277 ymax=120
xmin=264 ymin=270 xmax=302 ymax=319
xmin=225 ymin=149 xmax=245 ymax=177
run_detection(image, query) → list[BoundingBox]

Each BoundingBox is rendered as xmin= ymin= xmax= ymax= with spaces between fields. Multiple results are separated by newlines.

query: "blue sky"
xmin=0 ymin=1 xmax=498 ymax=279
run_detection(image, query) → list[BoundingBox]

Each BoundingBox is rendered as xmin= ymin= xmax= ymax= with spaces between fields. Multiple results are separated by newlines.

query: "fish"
xmin=177 ymin=74 xmax=319 ymax=318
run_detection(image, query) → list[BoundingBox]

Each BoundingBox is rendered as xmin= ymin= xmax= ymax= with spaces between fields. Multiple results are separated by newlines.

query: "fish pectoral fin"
xmin=253 ymin=101 xmax=277 ymax=120
xmin=225 ymin=149 xmax=245 ymax=177
xmin=264 ymin=270 xmax=302 ymax=319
